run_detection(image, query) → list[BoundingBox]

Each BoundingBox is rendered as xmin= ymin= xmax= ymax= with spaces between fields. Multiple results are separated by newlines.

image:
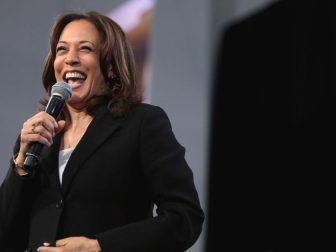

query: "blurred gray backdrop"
xmin=0 ymin=0 xmax=275 ymax=251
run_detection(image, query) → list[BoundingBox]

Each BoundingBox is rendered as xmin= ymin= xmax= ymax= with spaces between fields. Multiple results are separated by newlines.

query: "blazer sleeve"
xmin=96 ymin=105 xmax=204 ymax=252
xmin=0 ymin=138 xmax=40 ymax=251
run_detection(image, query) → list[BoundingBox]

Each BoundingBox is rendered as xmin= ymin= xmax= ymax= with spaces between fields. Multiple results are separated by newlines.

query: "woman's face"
xmin=54 ymin=20 xmax=107 ymax=109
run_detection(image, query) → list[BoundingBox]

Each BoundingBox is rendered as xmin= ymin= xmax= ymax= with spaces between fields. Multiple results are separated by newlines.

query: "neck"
xmin=60 ymin=105 xmax=93 ymax=150
xmin=65 ymin=105 xmax=93 ymax=129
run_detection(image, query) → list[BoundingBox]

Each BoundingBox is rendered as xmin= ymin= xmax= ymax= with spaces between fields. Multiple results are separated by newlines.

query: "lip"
xmin=67 ymin=80 xmax=84 ymax=90
xmin=62 ymin=70 xmax=87 ymax=82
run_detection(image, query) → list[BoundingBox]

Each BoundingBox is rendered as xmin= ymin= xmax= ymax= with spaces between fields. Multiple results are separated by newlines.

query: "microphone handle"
xmin=23 ymin=143 xmax=44 ymax=170
xmin=45 ymin=95 xmax=66 ymax=117
xmin=23 ymin=95 xmax=65 ymax=170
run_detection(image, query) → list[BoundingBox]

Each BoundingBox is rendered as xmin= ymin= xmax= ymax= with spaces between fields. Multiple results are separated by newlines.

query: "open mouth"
xmin=63 ymin=71 xmax=87 ymax=88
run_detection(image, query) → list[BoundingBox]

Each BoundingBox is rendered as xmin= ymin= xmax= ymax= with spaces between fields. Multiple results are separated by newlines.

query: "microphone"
xmin=23 ymin=81 xmax=72 ymax=170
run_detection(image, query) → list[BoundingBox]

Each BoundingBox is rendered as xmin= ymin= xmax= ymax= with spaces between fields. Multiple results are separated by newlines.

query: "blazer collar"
xmin=41 ymin=105 xmax=122 ymax=196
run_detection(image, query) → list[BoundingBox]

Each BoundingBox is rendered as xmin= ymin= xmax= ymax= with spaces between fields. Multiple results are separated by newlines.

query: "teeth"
xmin=65 ymin=72 xmax=85 ymax=79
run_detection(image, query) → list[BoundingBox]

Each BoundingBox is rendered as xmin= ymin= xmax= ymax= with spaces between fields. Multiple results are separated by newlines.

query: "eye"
xmin=56 ymin=46 xmax=67 ymax=54
xmin=80 ymin=46 xmax=93 ymax=52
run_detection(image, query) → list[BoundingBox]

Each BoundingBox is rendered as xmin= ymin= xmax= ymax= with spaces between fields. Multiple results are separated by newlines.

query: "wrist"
xmin=13 ymin=153 xmax=30 ymax=176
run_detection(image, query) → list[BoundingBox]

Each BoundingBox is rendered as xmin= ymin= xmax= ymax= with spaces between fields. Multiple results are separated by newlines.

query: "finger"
xmin=37 ymin=246 xmax=61 ymax=252
xmin=36 ymin=119 xmax=57 ymax=137
xmin=36 ymin=111 xmax=58 ymax=124
xmin=41 ymin=117 xmax=59 ymax=135
xmin=55 ymin=237 xmax=69 ymax=247
xmin=29 ymin=124 xmax=54 ymax=141
xmin=26 ymin=112 xmax=58 ymax=135
xmin=20 ymin=127 xmax=50 ymax=146
xmin=25 ymin=132 xmax=53 ymax=146
xmin=22 ymin=120 xmax=36 ymax=135
xmin=55 ymin=120 xmax=66 ymax=135
xmin=19 ymin=114 xmax=56 ymax=150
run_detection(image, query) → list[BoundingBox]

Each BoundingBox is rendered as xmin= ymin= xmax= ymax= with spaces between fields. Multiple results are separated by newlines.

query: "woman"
xmin=0 ymin=11 xmax=204 ymax=252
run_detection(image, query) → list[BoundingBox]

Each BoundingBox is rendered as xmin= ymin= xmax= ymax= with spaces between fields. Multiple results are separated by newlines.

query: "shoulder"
xmin=95 ymin=102 xmax=168 ymax=122
xmin=122 ymin=103 xmax=173 ymax=133
xmin=128 ymin=102 xmax=169 ymax=120
xmin=131 ymin=102 xmax=165 ymax=113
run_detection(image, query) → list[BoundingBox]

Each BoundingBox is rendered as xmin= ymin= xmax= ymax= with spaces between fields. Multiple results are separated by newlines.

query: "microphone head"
xmin=51 ymin=81 xmax=72 ymax=101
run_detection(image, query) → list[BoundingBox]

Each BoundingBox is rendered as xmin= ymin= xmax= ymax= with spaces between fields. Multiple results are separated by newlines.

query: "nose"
xmin=64 ymin=49 xmax=79 ymax=65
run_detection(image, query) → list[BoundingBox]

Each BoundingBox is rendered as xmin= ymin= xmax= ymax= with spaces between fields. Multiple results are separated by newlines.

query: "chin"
xmin=67 ymin=96 xmax=84 ymax=105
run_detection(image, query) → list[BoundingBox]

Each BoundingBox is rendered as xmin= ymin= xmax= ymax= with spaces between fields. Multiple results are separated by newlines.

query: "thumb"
xmin=55 ymin=120 xmax=66 ymax=135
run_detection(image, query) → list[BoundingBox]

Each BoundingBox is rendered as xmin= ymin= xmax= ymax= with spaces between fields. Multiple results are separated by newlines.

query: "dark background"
xmin=207 ymin=0 xmax=335 ymax=251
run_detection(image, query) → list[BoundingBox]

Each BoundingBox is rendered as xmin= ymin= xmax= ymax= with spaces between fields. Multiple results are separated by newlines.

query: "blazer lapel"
xmin=40 ymin=134 xmax=62 ymax=191
xmin=60 ymin=106 xmax=122 ymax=196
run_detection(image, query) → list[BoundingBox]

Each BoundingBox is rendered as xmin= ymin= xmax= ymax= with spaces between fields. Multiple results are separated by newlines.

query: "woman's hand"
xmin=37 ymin=237 xmax=101 ymax=252
xmin=14 ymin=111 xmax=66 ymax=171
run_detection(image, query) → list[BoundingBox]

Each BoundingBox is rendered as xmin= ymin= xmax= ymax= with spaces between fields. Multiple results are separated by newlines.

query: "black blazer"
xmin=0 ymin=103 xmax=204 ymax=252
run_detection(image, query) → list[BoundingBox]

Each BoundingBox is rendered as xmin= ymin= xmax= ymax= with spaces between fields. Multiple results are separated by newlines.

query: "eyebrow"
xmin=57 ymin=40 xmax=95 ymax=46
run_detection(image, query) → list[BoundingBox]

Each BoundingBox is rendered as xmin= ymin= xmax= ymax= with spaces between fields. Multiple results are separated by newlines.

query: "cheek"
xmin=53 ymin=59 xmax=61 ymax=75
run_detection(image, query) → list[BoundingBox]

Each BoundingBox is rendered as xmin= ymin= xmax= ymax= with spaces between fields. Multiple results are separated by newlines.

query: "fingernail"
xmin=54 ymin=121 xmax=58 ymax=128
xmin=43 ymin=242 xmax=50 ymax=246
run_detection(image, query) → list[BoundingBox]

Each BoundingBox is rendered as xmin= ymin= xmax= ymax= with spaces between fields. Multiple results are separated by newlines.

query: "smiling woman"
xmin=0 ymin=11 xmax=204 ymax=252
xmin=53 ymin=20 xmax=107 ymax=109
xmin=42 ymin=12 xmax=139 ymax=116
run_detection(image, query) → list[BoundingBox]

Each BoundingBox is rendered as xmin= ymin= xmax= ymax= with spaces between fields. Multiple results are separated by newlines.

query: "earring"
xmin=108 ymin=72 xmax=115 ymax=79
xmin=107 ymin=73 xmax=121 ymax=92
xmin=108 ymin=73 xmax=119 ymax=84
